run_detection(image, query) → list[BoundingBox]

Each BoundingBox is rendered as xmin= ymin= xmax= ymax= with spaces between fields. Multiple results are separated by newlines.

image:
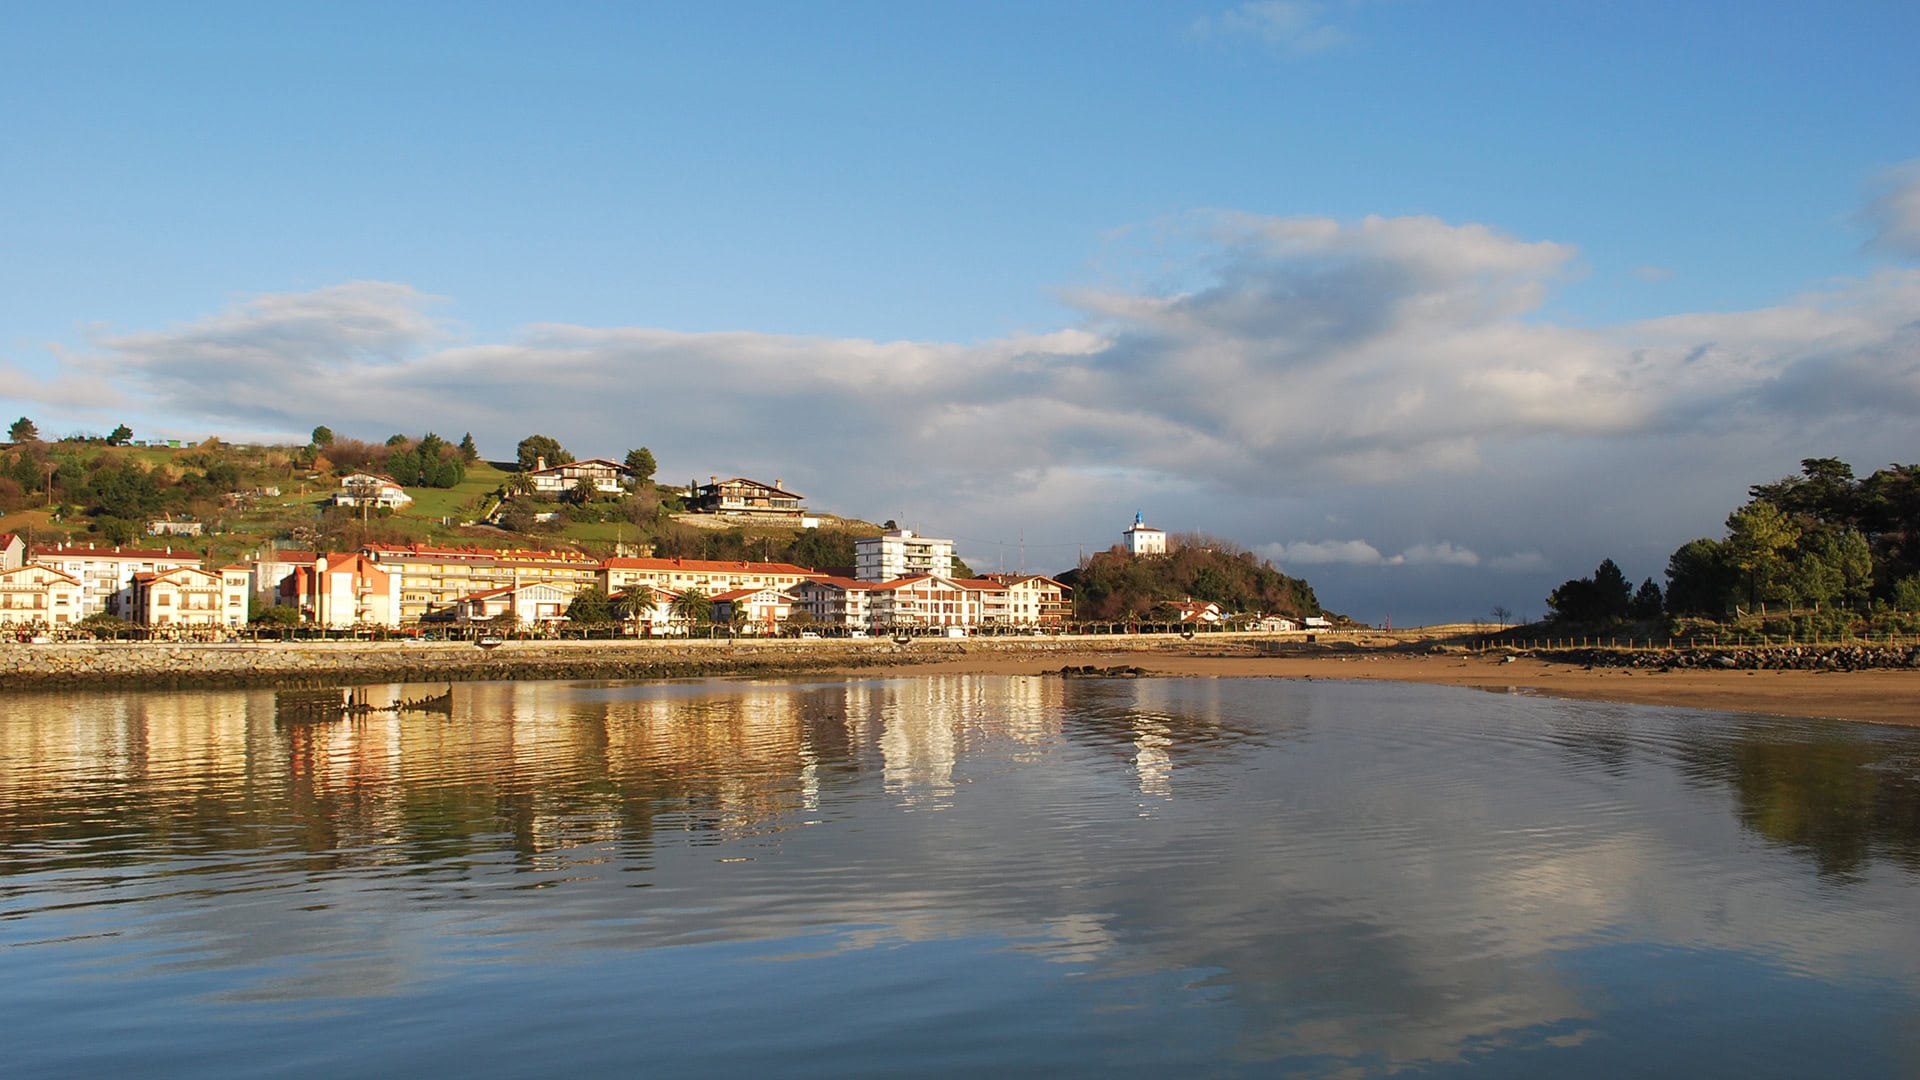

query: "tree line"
xmin=1549 ymin=457 xmax=1920 ymax=625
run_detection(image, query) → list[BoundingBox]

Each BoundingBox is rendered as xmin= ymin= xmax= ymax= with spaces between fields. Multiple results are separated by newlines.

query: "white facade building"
xmin=30 ymin=543 xmax=204 ymax=618
xmin=1123 ymin=512 xmax=1166 ymax=557
xmin=855 ymin=530 xmax=954 ymax=582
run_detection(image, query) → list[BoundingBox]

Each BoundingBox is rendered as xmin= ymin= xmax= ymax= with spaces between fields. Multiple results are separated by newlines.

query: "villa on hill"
xmin=690 ymin=477 xmax=805 ymax=519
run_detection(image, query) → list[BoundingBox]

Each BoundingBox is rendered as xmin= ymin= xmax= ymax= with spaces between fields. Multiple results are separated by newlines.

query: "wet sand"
xmin=876 ymin=648 xmax=1920 ymax=727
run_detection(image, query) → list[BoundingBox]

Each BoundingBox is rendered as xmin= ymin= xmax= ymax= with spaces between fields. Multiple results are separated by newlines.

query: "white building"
xmin=790 ymin=576 xmax=876 ymax=631
xmin=30 ymin=543 xmax=204 ymax=618
xmin=1123 ymin=512 xmax=1166 ymax=557
xmin=855 ymin=529 xmax=954 ymax=582
xmin=333 ymin=473 xmax=413 ymax=510
xmin=527 ymin=457 xmax=631 ymax=495
xmin=0 ymin=564 xmax=83 ymax=628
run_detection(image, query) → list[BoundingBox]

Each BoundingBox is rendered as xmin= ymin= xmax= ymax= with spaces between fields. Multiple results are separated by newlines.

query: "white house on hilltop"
xmin=1123 ymin=512 xmax=1166 ymax=557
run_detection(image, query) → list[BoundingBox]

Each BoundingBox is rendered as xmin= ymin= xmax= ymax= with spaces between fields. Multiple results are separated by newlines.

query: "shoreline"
xmin=2 ymin=637 xmax=1914 ymax=727
xmin=867 ymin=649 xmax=1920 ymax=727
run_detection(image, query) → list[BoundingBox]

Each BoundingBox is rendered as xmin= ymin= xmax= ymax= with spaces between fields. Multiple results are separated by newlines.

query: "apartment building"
xmin=360 ymin=543 xmax=599 ymax=622
xmin=0 ymin=564 xmax=83 ymax=628
xmin=279 ymin=553 xmax=403 ymax=629
xmin=601 ymin=557 xmax=820 ymax=599
xmin=854 ymin=529 xmax=953 ymax=582
xmin=129 ymin=566 xmax=251 ymax=630
xmin=789 ymin=576 xmax=875 ymax=631
xmin=709 ymin=586 xmax=796 ymax=634
xmin=980 ymin=574 xmax=1073 ymax=627
xmin=30 ymin=543 xmax=204 ymax=618
xmin=867 ymin=575 xmax=997 ymax=630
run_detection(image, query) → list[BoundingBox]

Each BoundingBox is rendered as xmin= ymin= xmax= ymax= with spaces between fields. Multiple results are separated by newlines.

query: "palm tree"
xmin=615 ymin=584 xmax=655 ymax=636
xmin=670 ymin=588 xmax=711 ymax=632
xmin=504 ymin=471 xmax=534 ymax=498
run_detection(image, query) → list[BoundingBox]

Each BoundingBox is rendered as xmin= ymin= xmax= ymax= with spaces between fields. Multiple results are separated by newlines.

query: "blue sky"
xmin=4 ymin=2 xmax=1917 ymax=622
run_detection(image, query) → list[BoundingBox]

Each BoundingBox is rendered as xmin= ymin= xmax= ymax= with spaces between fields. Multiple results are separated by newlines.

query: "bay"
xmin=2 ymin=676 xmax=1918 ymax=1077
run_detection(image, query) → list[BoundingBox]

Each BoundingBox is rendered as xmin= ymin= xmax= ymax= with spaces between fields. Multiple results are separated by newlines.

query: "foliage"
xmin=614 ymin=585 xmax=655 ymax=627
xmin=565 ymin=586 xmax=615 ymax=626
xmin=107 ymin=424 xmax=133 ymax=446
xmin=9 ymin=416 xmax=39 ymax=442
xmin=76 ymin=612 xmax=130 ymax=639
xmin=250 ymin=605 xmax=302 ymax=627
xmin=516 ymin=435 xmax=572 ymax=471
xmin=670 ymin=588 xmax=712 ymax=627
xmin=89 ymin=515 xmax=140 ymax=545
xmin=1546 ymin=558 xmax=1637 ymax=624
xmin=384 ymin=431 xmax=466 ymax=488
xmin=1665 ymin=457 xmax=1920 ymax=617
xmin=1060 ymin=536 xmax=1318 ymax=621
xmin=311 ymin=425 xmax=335 ymax=447
xmin=1630 ymin=578 xmax=1664 ymax=619
xmin=85 ymin=458 xmax=164 ymax=519
xmin=624 ymin=447 xmax=657 ymax=485
xmin=458 ymin=433 xmax=479 ymax=462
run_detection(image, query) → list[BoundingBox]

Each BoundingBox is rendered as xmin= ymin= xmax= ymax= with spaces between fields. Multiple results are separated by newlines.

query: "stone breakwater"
xmin=0 ymin=635 xmax=1223 ymax=691
xmin=0 ymin=639 xmax=935 ymax=690
xmin=1533 ymin=644 xmax=1920 ymax=672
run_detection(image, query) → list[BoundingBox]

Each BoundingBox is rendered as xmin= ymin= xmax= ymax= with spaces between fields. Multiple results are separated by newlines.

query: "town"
xmin=0 ymin=442 xmax=1329 ymax=639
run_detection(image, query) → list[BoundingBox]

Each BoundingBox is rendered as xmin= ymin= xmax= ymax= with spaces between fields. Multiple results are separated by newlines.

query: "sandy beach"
xmin=876 ymin=647 xmax=1920 ymax=727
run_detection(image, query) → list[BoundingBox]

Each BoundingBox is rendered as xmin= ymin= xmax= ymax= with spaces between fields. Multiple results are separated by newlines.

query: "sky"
xmin=3 ymin=1 xmax=1916 ymax=624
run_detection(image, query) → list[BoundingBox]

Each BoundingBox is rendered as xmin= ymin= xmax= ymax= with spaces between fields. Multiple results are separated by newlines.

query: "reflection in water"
xmin=2 ymin=677 xmax=1919 ymax=1077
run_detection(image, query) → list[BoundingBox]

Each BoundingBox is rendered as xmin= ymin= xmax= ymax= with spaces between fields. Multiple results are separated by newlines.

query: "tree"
xmin=670 ymin=588 xmax=712 ymax=629
xmin=1491 ymin=605 xmax=1513 ymax=627
xmin=1631 ymin=578 xmax=1664 ymax=619
xmin=251 ymin=605 xmax=301 ymax=628
xmin=504 ymin=471 xmax=534 ymax=497
xmin=458 ymin=433 xmax=479 ymax=462
xmin=516 ymin=434 xmax=573 ymax=470
xmin=614 ymin=585 xmax=656 ymax=634
xmin=9 ymin=417 xmax=38 ymax=442
xmin=728 ymin=602 xmax=752 ymax=633
xmin=1666 ymin=538 xmax=1736 ymax=616
xmin=1725 ymin=501 xmax=1800 ymax=606
xmin=1592 ymin=559 xmax=1633 ymax=620
xmin=623 ymin=447 xmax=657 ymax=485
xmin=566 ymin=586 xmax=615 ymax=627
xmin=90 ymin=516 xmax=140 ymax=545
xmin=107 ymin=424 xmax=133 ymax=446
xmin=311 ymin=425 xmax=334 ymax=447
xmin=499 ymin=501 xmax=536 ymax=532
xmin=571 ymin=475 xmax=599 ymax=505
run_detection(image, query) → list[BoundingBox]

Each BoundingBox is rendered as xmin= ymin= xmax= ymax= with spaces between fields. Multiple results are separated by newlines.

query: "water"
xmin=3 ymin=676 xmax=1918 ymax=1077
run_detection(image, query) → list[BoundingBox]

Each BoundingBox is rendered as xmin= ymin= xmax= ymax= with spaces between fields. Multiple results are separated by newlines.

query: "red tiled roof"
xmin=797 ymin=576 xmax=873 ymax=591
xmin=32 ymin=544 xmax=201 ymax=561
xmin=603 ymin=557 xmax=820 ymax=575
xmin=0 ymin=564 xmax=80 ymax=584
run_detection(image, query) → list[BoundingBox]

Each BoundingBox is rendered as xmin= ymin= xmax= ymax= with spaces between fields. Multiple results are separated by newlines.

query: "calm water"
xmin=3 ymin=675 xmax=1919 ymax=1077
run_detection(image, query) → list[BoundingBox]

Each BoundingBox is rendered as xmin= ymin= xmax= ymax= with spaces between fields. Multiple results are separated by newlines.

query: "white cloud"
xmin=1262 ymin=539 xmax=1388 ymax=566
xmin=1862 ymin=160 xmax=1920 ymax=258
xmin=10 ymin=195 xmax=1919 ymax=623
xmin=1194 ymin=1 xmax=1350 ymax=54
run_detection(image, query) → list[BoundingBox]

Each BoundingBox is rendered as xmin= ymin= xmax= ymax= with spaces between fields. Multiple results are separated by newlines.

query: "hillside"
xmin=1058 ymin=538 xmax=1321 ymax=621
xmin=0 ymin=432 xmax=887 ymax=569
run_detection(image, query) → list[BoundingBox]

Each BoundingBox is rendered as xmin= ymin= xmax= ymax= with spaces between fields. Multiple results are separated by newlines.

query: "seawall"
xmin=0 ymin=634 xmax=1264 ymax=691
